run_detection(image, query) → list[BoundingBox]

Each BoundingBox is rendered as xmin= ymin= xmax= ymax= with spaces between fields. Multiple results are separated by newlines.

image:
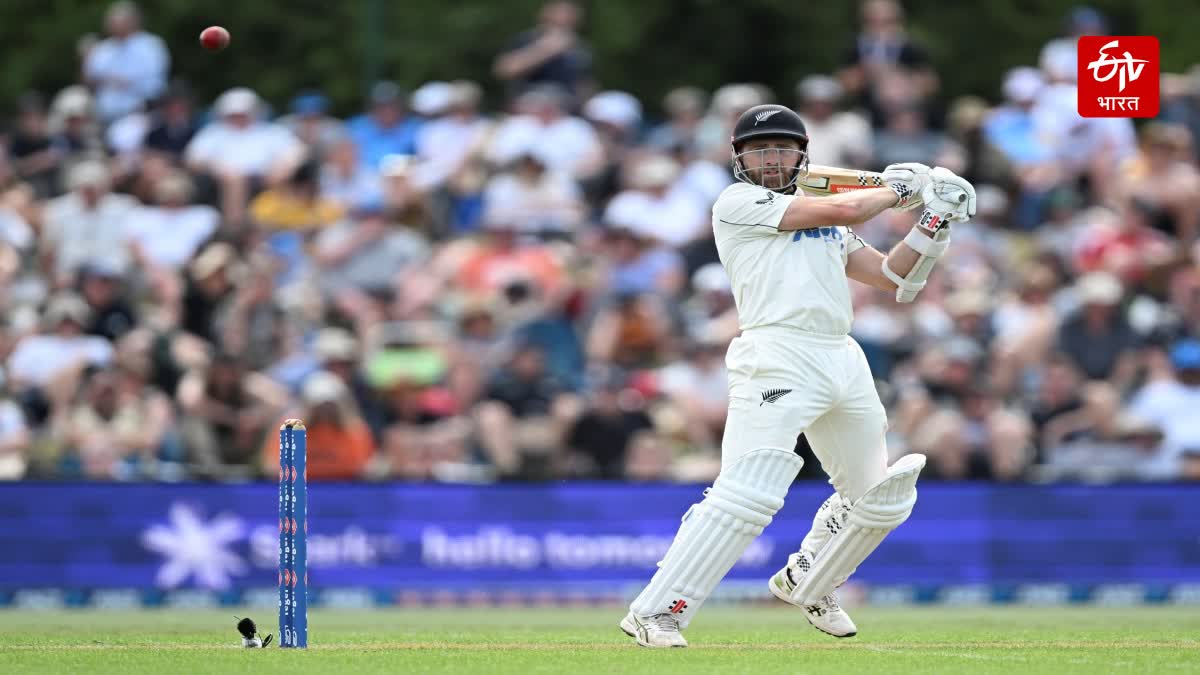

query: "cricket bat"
xmin=796 ymin=164 xmax=885 ymax=196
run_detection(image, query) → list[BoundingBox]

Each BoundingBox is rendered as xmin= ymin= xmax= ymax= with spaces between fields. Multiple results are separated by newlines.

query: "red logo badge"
xmin=1077 ymin=36 xmax=1159 ymax=118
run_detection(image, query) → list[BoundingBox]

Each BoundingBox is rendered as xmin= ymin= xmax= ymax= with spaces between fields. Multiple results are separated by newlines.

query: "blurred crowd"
xmin=1 ymin=0 xmax=1199 ymax=483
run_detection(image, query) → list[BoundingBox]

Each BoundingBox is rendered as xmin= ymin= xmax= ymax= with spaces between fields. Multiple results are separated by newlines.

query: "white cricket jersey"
xmin=712 ymin=182 xmax=866 ymax=336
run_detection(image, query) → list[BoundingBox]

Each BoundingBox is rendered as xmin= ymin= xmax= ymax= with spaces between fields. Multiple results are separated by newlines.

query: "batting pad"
xmin=790 ymin=454 xmax=926 ymax=606
xmin=630 ymin=448 xmax=803 ymax=627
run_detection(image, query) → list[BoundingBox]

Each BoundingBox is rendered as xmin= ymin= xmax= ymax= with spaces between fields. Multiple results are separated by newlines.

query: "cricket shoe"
xmin=619 ymin=611 xmax=688 ymax=648
xmin=768 ymin=551 xmax=858 ymax=638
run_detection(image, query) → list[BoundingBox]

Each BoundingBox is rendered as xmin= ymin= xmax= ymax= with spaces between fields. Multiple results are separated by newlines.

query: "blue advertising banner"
xmin=0 ymin=483 xmax=1198 ymax=606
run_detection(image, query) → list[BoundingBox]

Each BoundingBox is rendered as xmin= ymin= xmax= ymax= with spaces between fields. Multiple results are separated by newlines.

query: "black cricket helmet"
xmin=730 ymin=104 xmax=810 ymax=192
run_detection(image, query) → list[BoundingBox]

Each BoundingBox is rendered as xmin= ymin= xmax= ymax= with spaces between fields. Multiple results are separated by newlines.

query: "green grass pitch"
xmin=1 ymin=606 xmax=1197 ymax=674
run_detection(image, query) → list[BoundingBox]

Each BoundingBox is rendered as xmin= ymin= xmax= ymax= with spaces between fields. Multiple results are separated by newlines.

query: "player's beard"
xmin=752 ymin=162 xmax=800 ymax=191
xmin=735 ymin=147 xmax=806 ymax=192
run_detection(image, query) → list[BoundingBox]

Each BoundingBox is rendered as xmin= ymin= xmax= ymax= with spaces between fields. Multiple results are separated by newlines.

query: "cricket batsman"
xmin=620 ymin=104 xmax=976 ymax=647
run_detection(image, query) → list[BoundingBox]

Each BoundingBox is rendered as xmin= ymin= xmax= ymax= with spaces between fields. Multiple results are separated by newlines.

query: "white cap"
xmin=1040 ymin=42 xmax=1078 ymax=83
xmin=314 ymin=327 xmax=359 ymax=362
xmin=67 ymin=159 xmax=111 ymax=190
xmin=302 ymin=370 xmax=347 ymax=405
xmin=629 ymin=155 xmax=680 ymax=189
xmin=711 ymin=84 xmax=762 ymax=115
xmin=53 ymin=86 xmax=92 ymax=118
xmin=215 ymin=87 xmax=259 ymax=116
xmin=1076 ymin=271 xmax=1123 ymax=305
xmin=411 ymin=81 xmax=455 ymax=116
xmin=583 ymin=91 xmax=642 ymax=129
xmin=797 ymin=75 xmax=842 ymax=102
xmin=1003 ymin=67 xmax=1045 ymax=104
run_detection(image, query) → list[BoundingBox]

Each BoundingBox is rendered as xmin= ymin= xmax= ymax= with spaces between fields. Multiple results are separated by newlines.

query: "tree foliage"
xmin=0 ymin=0 xmax=1192 ymax=120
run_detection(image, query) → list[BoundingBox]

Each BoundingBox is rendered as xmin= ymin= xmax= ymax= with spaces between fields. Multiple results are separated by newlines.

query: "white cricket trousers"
xmin=721 ymin=325 xmax=889 ymax=503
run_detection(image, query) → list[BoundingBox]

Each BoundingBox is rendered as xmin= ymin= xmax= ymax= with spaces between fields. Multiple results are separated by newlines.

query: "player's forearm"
xmin=884 ymin=234 xmax=926 ymax=278
xmin=779 ymin=187 xmax=899 ymax=230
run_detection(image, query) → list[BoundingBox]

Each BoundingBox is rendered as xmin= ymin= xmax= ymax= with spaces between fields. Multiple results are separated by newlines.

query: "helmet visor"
xmin=732 ymin=146 xmax=809 ymax=192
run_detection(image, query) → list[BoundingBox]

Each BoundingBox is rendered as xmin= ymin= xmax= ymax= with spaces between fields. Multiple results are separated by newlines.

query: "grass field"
xmin=1 ymin=606 xmax=1197 ymax=674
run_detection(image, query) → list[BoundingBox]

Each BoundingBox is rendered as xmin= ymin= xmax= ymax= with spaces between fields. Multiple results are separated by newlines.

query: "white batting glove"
xmin=882 ymin=162 xmax=932 ymax=211
xmin=921 ymin=167 xmax=977 ymax=222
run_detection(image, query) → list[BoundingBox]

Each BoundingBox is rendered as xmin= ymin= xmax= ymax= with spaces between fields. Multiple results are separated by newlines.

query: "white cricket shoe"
xmin=768 ymin=551 xmax=858 ymax=638
xmin=619 ymin=611 xmax=689 ymax=648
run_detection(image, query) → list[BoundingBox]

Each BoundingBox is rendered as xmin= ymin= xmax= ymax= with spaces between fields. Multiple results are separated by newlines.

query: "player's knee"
xmin=704 ymin=447 xmax=804 ymax=523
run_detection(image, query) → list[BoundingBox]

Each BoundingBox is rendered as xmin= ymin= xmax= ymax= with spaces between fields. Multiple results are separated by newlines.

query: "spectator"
xmin=0 ymin=368 xmax=31 ymax=480
xmin=646 ymin=87 xmax=707 ymax=153
xmin=313 ymin=202 xmax=430 ymax=319
xmin=279 ymin=91 xmax=345 ymax=159
xmin=985 ymin=67 xmax=1054 ymax=169
xmin=180 ymin=242 xmax=240 ymax=344
xmin=125 ymin=171 xmax=220 ymax=273
xmin=596 ymin=225 xmax=686 ymax=298
xmin=7 ymin=293 xmax=113 ymax=398
xmin=475 ymin=340 xmax=575 ymax=478
xmin=142 ymin=81 xmax=200 ymax=159
xmin=346 ymin=81 xmax=424 ymax=173
xmin=585 ymin=291 xmax=672 ymax=370
xmin=566 ymin=369 xmax=654 ymax=478
xmin=263 ymin=371 xmax=376 ymax=480
xmin=48 ymin=86 xmax=105 ymax=159
xmin=452 ymin=217 xmax=566 ymax=298
xmin=872 ymin=101 xmax=949 ymax=168
xmin=795 ymin=75 xmax=872 ymax=168
xmin=656 ymin=333 xmax=728 ymax=453
xmin=1117 ymin=123 xmax=1200 ymax=244
xmin=493 ymin=0 xmax=593 ymax=104
xmin=486 ymin=85 xmax=604 ymax=179
xmin=41 ymin=160 xmax=139 ymax=287
xmin=481 ymin=144 xmax=585 ymax=236
xmin=1128 ymin=339 xmax=1200 ymax=479
xmin=249 ymin=160 xmax=344 ymax=234
xmin=838 ymin=0 xmax=938 ymax=123
xmin=178 ymin=351 xmax=288 ymax=480
xmin=184 ymin=87 xmax=306 ymax=225
xmin=1058 ymin=271 xmax=1141 ymax=384
xmin=604 ymin=153 xmax=707 ymax=249
xmin=413 ymin=80 xmax=492 ymax=192
xmin=78 ymin=260 xmax=137 ymax=342
xmin=7 ymin=93 xmax=63 ymax=198
xmin=83 ymin=2 xmax=169 ymax=124
xmin=319 ymin=138 xmax=382 ymax=210
xmin=50 ymin=361 xmax=173 ymax=480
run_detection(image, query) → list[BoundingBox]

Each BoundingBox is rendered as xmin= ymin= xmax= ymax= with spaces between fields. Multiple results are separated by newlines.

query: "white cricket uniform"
xmin=712 ymin=182 xmax=889 ymax=502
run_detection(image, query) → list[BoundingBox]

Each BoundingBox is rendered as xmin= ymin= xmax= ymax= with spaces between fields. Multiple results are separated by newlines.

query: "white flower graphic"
xmin=141 ymin=502 xmax=248 ymax=590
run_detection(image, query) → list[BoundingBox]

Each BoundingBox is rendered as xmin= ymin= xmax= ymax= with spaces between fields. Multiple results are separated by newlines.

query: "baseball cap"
xmin=44 ymin=293 xmax=91 ymax=326
xmin=370 ymin=81 xmax=404 ymax=106
xmin=1170 ymin=339 xmax=1200 ymax=371
xmin=1003 ymin=67 xmax=1045 ymax=104
xmin=291 ymin=92 xmax=328 ymax=116
xmin=796 ymin=75 xmax=842 ymax=102
xmin=1076 ymin=271 xmax=1123 ymax=306
xmin=583 ymin=91 xmax=642 ymax=130
xmin=214 ymin=87 xmax=259 ymax=116
xmin=302 ymin=370 xmax=347 ymax=405
xmin=314 ymin=327 xmax=359 ymax=363
xmin=411 ymin=81 xmax=454 ymax=116
xmin=66 ymin=160 xmax=110 ymax=190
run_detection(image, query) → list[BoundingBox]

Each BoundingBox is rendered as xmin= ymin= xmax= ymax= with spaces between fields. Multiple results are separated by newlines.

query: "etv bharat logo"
xmin=1086 ymin=40 xmax=1148 ymax=92
xmin=1078 ymin=36 xmax=1159 ymax=118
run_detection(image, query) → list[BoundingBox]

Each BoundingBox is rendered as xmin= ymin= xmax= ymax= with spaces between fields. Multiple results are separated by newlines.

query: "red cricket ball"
xmin=200 ymin=26 xmax=230 ymax=51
